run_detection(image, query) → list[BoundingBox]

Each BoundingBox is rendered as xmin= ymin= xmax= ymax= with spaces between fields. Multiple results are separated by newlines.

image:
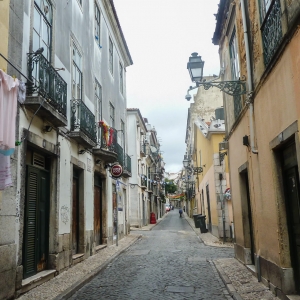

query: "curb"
xmin=54 ymin=234 xmax=142 ymax=300
xmin=213 ymin=260 xmax=244 ymax=300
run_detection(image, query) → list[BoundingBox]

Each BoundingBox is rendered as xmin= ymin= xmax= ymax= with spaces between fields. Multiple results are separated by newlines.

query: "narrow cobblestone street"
xmin=68 ymin=209 xmax=234 ymax=300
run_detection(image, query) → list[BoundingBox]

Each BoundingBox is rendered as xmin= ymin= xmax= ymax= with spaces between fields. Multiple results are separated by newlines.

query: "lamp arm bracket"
xmin=196 ymin=80 xmax=247 ymax=96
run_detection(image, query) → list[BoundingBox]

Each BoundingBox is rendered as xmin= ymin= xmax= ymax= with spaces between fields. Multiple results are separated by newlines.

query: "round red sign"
xmin=110 ymin=164 xmax=123 ymax=178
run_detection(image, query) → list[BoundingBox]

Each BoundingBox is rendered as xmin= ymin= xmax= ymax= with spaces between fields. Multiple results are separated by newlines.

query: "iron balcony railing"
xmin=115 ymin=143 xmax=124 ymax=167
xmin=124 ymin=154 xmax=131 ymax=173
xmin=115 ymin=143 xmax=131 ymax=173
xmin=97 ymin=126 xmax=117 ymax=152
xmin=70 ymin=99 xmax=97 ymax=142
xmin=141 ymin=175 xmax=147 ymax=187
xmin=261 ymin=0 xmax=282 ymax=66
xmin=140 ymin=142 xmax=146 ymax=154
xmin=27 ymin=53 xmax=67 ymax=116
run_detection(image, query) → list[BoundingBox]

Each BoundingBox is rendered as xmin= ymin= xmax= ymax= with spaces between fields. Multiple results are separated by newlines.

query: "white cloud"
xmin=114 ymin=0 xmax=220 ymax=172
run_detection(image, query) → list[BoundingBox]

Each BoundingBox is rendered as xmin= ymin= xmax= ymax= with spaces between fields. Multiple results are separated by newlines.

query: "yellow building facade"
xmin=193 ymin=118 xmax=232 ymax=239
xmin=213 ymin=0 xmax=300 ymax=297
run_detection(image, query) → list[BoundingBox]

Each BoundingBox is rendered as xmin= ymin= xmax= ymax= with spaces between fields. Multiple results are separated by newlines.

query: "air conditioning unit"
xmin=219 ymin=141 xmax=228 ymax=151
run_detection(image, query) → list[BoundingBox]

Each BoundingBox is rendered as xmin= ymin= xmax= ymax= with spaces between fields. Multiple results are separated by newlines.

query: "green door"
xmin=23 ymin=166 xmax=50 ymax=279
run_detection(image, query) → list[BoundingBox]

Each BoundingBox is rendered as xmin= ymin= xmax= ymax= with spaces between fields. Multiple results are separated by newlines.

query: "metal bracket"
xmin=196 ymin=80 xmax=247 ymax=96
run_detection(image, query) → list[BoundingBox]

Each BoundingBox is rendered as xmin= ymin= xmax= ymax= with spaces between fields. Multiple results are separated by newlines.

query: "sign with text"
xmin=111 ymin=164 xmax=123 ymax=178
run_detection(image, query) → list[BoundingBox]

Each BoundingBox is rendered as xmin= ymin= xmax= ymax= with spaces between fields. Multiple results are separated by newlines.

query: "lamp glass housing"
xmin=187 ymin=52 xmax=204 ymax=82
xmin=183 ymin=157 xmax=189 ymax=168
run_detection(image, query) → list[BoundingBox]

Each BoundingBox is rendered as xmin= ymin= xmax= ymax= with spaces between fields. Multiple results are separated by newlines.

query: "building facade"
xmin=213 ymin=0 xmax=300 ymax=297
xmin=0 ymin=0 xmax=132 ymax=298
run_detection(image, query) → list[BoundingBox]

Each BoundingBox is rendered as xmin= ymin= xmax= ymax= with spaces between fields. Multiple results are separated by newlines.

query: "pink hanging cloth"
xmin=0 ymin=69 xmax=19 ymax=155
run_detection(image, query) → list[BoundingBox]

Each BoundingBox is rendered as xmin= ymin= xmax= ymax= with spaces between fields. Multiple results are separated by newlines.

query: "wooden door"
xmin=23 ymin=166 xmax=49 ymax=278
xmin=94 ymin=185 xmax=102 ymax=246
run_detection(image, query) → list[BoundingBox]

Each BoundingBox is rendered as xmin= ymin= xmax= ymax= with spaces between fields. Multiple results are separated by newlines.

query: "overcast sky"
xmin=113 ymin=0 xmax=220 ymax=173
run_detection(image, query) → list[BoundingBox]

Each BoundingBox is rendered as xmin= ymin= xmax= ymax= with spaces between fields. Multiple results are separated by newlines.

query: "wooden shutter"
xmin=24 ymin=167 xmax=39 ymax=278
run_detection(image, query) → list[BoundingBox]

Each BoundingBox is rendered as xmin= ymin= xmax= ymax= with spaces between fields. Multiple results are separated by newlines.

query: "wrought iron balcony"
xmin=140 ymin=142 xmax=146 ymax=157
xmin=261 ymin=0 xmax=282 ymax=66
xmin=115 ymin=143 xmax=131 ymax=178
xmin=93 ymin=126 xmax=118 ymax=163
xmin=141 ymin=175 xmax=147 ymax=189
xmin=26 ymin=53 xmax=67 ymax=127
xmin=124 ymin=154 xmax=132 ymax=175
xmin=69 ymin=99 xmax=97 ymax=148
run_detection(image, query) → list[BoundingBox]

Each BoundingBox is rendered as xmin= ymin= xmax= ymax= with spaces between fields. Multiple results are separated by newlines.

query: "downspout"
xmin=240 ymin=0 xmax=258 ymax=154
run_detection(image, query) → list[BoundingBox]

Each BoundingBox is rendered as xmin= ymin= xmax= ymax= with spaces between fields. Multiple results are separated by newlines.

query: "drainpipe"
xmin=240 ymin=0 xmax=258 ymax=154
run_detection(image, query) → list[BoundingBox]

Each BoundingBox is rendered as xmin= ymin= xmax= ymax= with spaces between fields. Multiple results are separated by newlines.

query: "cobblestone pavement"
xmin=68 ymin=210 xmax=234 ymax=300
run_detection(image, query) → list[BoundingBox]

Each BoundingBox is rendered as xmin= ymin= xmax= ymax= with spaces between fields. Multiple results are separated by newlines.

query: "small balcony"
xmin=93 ymin=126 xmax=118 ymax=163
xmin=26 ymin=53 xmax=67 ymax=127
xmin=140 ymin=142 xmax=146 ymax=158
xmin=69 ymin=99 xmax=97 ymax=148
xmin=123 ymin=154 xmax=132 ymax=178
xmin=261 ymin=0 xmax=282 ymax=66
xmin=115 ymin=143 xmax=131 ymax=178
xmin=141 ymin=175 xmax=147 ymax=189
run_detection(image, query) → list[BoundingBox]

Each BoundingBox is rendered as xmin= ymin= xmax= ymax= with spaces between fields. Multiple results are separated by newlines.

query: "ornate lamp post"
xmin=185 ymin=52 xmax=247 ymax=101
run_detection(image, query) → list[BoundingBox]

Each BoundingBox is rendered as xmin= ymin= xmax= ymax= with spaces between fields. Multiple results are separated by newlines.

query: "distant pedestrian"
xmin=183 ymin=206 xmax=185 ymax=212
xmin=179 ymin=208 xmax=183 ymax=218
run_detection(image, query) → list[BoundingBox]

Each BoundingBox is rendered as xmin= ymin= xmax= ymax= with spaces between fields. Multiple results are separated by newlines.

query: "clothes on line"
xmin=0 ymin=69 xmax=19 ymax=190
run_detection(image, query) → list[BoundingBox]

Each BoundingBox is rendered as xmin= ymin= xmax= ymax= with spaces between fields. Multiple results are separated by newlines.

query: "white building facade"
xmin=0 ymin=0 xmax=132 ymax=297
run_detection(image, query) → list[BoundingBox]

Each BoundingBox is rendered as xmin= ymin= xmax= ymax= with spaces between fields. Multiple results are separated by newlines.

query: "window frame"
xmin=72 ymin=42 xmax=83 ymax=100
xmin=33 ymin=0 xmax=53 ymax=62
xmin=119 ymin=62 xmax=123 ymax=94
xmin=109 ymin=37 xmax=113 ymax=75
xmin=229 ymin=28 xmax=240 ymax=81
xmin=95 ymin=79 xmax=102 ymax=143
xmin=94 ymin=2 xmax=101 ymax=46
xmin=109 ymin=102 xmax=115 ymax=128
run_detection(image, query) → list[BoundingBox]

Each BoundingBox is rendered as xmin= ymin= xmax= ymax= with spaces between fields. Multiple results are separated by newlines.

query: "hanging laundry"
xmin=0 ymin=69 xmax=19 ymax=156
xmin=17 ymin=80 xmax=26 ymax=104
xmin=0 ymin=153 xmax=12 ymax=190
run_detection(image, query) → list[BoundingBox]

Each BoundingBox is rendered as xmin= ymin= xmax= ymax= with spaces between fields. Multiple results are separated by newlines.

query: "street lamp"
xmin=185 ymin=53 xmax=247 ymax=100
xmin=182 ymin=152 xmax=203 ymax=175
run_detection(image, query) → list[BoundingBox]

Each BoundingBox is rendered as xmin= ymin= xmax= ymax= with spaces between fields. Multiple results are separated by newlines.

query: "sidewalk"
xmin=184 ymin=212 xmax=281 ymax=300
xmin=17 ymin=215 xmax=166 ymax=300
xmin=18 ymin=234 xmax=141 ymax=300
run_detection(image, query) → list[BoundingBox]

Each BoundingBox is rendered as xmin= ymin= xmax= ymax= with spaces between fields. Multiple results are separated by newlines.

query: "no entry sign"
xmin=110 ymin=164 xmax=123 ymax=178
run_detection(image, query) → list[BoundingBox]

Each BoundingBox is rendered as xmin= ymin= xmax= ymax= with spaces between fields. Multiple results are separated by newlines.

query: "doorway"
xmin=282 ymin=143 xmax=300 ymax=291
xmin=72 ymin=169 xmax=80 ymax=255
xmin=240 ymin=170 xmax=255 ymax=265
xmin=23 ymin=165 xmax=50 ymax=279
xmin=94 ymin=174 xmax=102 ymax=246
xmin=206 ymin=185 xmax=212 ymax=232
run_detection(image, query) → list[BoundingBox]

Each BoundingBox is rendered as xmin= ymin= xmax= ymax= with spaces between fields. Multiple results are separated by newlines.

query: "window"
xmin=229 ymin=29 xmax=240 ymax=80
xmin=95 ymin=79 xmax=102 ymax=142
xmin=229 ymin=29 xmax=242 ymax=119
xmin=95 ymin=2 xmax=101 ymax=45
xmin=120 ymin=120 xmax=125 ymax=149
xmin=72 ymin=43 xmax=82 ymax=99
xmin=33 ymin=0 xmax=52 ymax=61
xmin=109 ymin=102 xmax=115 ymax=128
xmin=109 ymin=37 xmax=113 ymax=74
xmin=261 ymin=0 xmax=272 ymax=19
xmin=119 ymin=63 xmax=123 ymax=94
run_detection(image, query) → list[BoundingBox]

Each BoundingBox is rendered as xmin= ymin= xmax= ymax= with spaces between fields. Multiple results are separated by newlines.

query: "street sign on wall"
xmin=110 ymin=164 xmax=123 ymax=178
